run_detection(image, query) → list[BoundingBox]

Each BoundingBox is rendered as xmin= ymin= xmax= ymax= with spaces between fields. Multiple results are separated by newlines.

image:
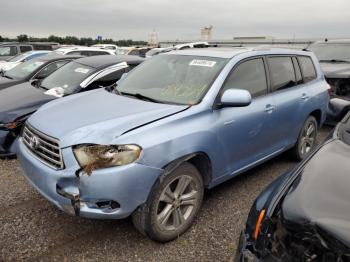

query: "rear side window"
xmin=298 ymin=56 xmax=317 ymax=83
xmin=292 ymin=57 xmax=303 ymax=84
xmin=268 ymin=57 xmax=296 ymax=91
xmin=67 ymin=51 xmax=82 ymax=56
xmin=222 ymin=58 xmax=267 ymax=98
xmin=91 ymin=51 xmax=109 ymax=56
xmin=129 ymin=50 xmax=140 ymax=56
xmin=20 ymin=46 xmax=33 ymax=52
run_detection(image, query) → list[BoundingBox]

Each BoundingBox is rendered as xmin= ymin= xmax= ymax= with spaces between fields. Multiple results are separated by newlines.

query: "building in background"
xmin=148 ymin=30 xmax=159 ymax=47
xmin=200 ymin=25 xmax=213 ymax=41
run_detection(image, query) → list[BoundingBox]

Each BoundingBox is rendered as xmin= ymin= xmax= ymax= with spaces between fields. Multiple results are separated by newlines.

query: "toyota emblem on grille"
xmin=29 ymin=135 xmax=40 ymax=149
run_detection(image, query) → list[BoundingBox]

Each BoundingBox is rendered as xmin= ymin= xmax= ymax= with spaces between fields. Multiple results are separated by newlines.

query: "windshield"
xmin=4 ymin=57 xmax=44 ymax=80
xmin=309 ymin=43 xmax=350 ymax=62
xmin=8 ymin=53 xmax=28 ymax=62
xmin=117 ymin=55 xmax=228 ymax=105
xmin=40 ymin=61 xmax=95 ymax=95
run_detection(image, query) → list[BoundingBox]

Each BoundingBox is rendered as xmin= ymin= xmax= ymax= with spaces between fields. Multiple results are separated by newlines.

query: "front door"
xmin=214 ymin=57 xmax=277 ymax=179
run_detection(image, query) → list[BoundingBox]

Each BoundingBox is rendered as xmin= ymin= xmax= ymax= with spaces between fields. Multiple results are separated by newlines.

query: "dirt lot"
xmin=0 ymin=127 xmax=332 ymax=262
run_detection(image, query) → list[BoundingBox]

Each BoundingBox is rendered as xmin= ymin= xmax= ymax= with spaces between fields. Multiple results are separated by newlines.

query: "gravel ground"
xmin=0 ymin=127 xmax=332 ymax=262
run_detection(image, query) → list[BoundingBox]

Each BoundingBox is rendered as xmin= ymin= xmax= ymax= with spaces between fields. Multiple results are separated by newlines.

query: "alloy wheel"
xmin=156 ymin=175 xmax=200 ymax=231
xmin=299 ymin=121 xmax=316 ymax=156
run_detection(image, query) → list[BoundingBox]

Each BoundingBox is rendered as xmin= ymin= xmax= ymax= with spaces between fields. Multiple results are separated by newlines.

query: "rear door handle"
xmin=301 ymin=93 xmax=309 ymax=100
xmin=264 ymin=104 xmax=275 ymax=113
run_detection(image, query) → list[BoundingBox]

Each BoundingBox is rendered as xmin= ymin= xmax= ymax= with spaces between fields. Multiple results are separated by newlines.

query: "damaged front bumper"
xmin=18 ymin=139 xmax=163 ymax=219
xmin=236 ymin=230 xmax=260 ymax=262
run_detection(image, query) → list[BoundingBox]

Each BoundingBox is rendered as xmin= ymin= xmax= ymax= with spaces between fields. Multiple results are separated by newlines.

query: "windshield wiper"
xmin=320 ymin=59 xmax=350 ymax=63
xmin=120 ymin=92 xmax=163 ymax=103
xmin=2 ymin=74 xmax=13 ymax=79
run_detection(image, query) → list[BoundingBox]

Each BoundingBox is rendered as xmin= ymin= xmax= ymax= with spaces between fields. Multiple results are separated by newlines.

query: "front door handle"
xmin=301 ymin=93 xmax=309 ymax=100
xmin=264 ymin=104 xmax=275 ymax=113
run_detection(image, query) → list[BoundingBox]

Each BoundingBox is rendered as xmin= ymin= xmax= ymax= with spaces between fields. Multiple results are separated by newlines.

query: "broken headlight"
xmin=0 ymin=121 xmax=23 ymax=130
xmin=73 ymin=144 xmax=142 ymax=175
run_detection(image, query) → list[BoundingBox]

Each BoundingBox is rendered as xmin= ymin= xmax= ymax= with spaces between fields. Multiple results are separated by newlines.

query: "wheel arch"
xmin=309 ymin=109 xmax=322 ymax=127
xmin=161 ymin=152 xmax=213 ymax=187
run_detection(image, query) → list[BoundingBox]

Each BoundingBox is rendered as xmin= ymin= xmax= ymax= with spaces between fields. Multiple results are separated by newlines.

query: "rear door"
xmin=267 ymin=56 xmax=306 ymax=149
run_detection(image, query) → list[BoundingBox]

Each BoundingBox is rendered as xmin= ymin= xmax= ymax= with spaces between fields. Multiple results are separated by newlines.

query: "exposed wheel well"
xmin=187 ymin=153 xmax=212 ymax=187
xmin=309 ymin=109 xmax=322 ymax=127
xmin=162 ymin=152 xmax=212 ymax=187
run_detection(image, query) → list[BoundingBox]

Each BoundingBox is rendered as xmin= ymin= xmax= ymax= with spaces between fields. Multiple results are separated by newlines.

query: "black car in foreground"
xmin=0 ymin=55 xmax=144 ymax=157
xmin=238 ymin=112 xmax=350 ymax=261
xmin=0 ymin=54 xmax=82 ymax=90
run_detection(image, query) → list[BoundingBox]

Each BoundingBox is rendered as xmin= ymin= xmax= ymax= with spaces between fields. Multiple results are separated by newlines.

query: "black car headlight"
xmin=0 ymin=121 xmax=23 ymax=130
xmin=73 ymin=144 xmax=142 ymax=175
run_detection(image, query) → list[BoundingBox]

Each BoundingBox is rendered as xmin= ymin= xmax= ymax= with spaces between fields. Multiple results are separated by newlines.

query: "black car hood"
xmin=0 ymin=76 xmax=24 ymax=91
xmin=0 ymin=82 xmax=56 ymax=123
xmin=320 ymin=62 xmax=350 ymax=79
xmin=282 ymin=139 xmax=350 ymax=248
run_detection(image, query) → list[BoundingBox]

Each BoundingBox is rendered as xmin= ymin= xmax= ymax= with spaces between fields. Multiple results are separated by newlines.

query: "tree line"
xmin=0 ymin=34 xmax=148 ymax=46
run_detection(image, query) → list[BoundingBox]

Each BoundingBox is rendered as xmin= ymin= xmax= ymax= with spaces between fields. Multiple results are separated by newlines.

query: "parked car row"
xmin=3 ymin=45 xmax=350 ymax=259
xmin=0 ymin=54 xmax=144 ymax=156
xmin=0 ymin=47 xmax=330 ymax=244
xmin=0 ymin=50 xmax=52 ymax=74
xmin=0 ymin=42 xmax=59 ymax=61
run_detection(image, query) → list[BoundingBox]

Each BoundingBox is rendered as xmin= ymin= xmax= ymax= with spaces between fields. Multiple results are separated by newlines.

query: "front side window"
xmin=0 ymin=46 xmax=17 ymax=57
xmin=40 ymin=61 xmax=95 ymax=95
xmin=128 ymin=50 xmax=139 ymax=56
xmin=298 ymin=56 xmax=317 ymax=83
xmin=268 ymin=57 xmax=297 ymax=92
xmin=4 ymin=57 xmax=45 ymax=80
xmin=35 ymin=60 xmax=70 ymax=79
xmin=222 ymin=58 xmax=267 ymax=98
xmin=117 ymin=55 xmax=228 ymax=105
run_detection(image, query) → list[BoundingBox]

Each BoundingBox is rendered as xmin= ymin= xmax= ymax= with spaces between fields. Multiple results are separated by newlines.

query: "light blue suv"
xmin=18 ymin=48 xmax=329 ymax=242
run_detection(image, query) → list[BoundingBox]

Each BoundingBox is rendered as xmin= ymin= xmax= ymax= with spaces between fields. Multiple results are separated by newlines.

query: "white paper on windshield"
xmin=44 ymin=87 xmax=65 ymax=98
xmin=189 ymin=60 xmax=216 ymax=67
xmin=75 ymin=68 xmax=90 ymax=74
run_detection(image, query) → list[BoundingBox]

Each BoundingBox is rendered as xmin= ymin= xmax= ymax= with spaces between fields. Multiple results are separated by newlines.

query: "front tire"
xmin=290 ymin=116 xmax=318 ymax=161
xmin=132 ymin=162 xmax=204 ymax=242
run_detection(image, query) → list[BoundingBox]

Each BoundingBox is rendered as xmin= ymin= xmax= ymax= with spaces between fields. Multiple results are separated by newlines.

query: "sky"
xmin=1 ymin=0 xmax=350 ymax=41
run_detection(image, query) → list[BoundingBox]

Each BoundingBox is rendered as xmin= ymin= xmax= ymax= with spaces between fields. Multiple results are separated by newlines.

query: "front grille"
xmin=22 ymin=124 xmax=64 ymax=170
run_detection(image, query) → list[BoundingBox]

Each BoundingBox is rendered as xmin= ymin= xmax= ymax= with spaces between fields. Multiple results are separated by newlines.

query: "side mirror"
xmin=30 ymin=79 xmax=40 ymax=87
xmin=220 ymin=89 xmax=252 ymax=107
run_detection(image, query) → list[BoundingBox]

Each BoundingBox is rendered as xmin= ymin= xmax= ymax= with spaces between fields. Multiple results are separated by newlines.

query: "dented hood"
xmin=320 ymin=62 xmax=350 ymax=79
xmin=282 ymin=139 xmax=350 ymax=248
xmin=0 ymin=82 xmax=55 ymax=123
xmin=0 ymin=75 xmax=23 ymax=91
xmin=28 ymin=89 xmax=188 ymax=147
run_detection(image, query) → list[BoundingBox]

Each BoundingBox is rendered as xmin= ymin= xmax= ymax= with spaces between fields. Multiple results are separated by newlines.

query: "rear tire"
xmin=290 ymin=116 xmax=318 ymax=161
xmin=132 ymin=162 xmax=204 ymax=242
